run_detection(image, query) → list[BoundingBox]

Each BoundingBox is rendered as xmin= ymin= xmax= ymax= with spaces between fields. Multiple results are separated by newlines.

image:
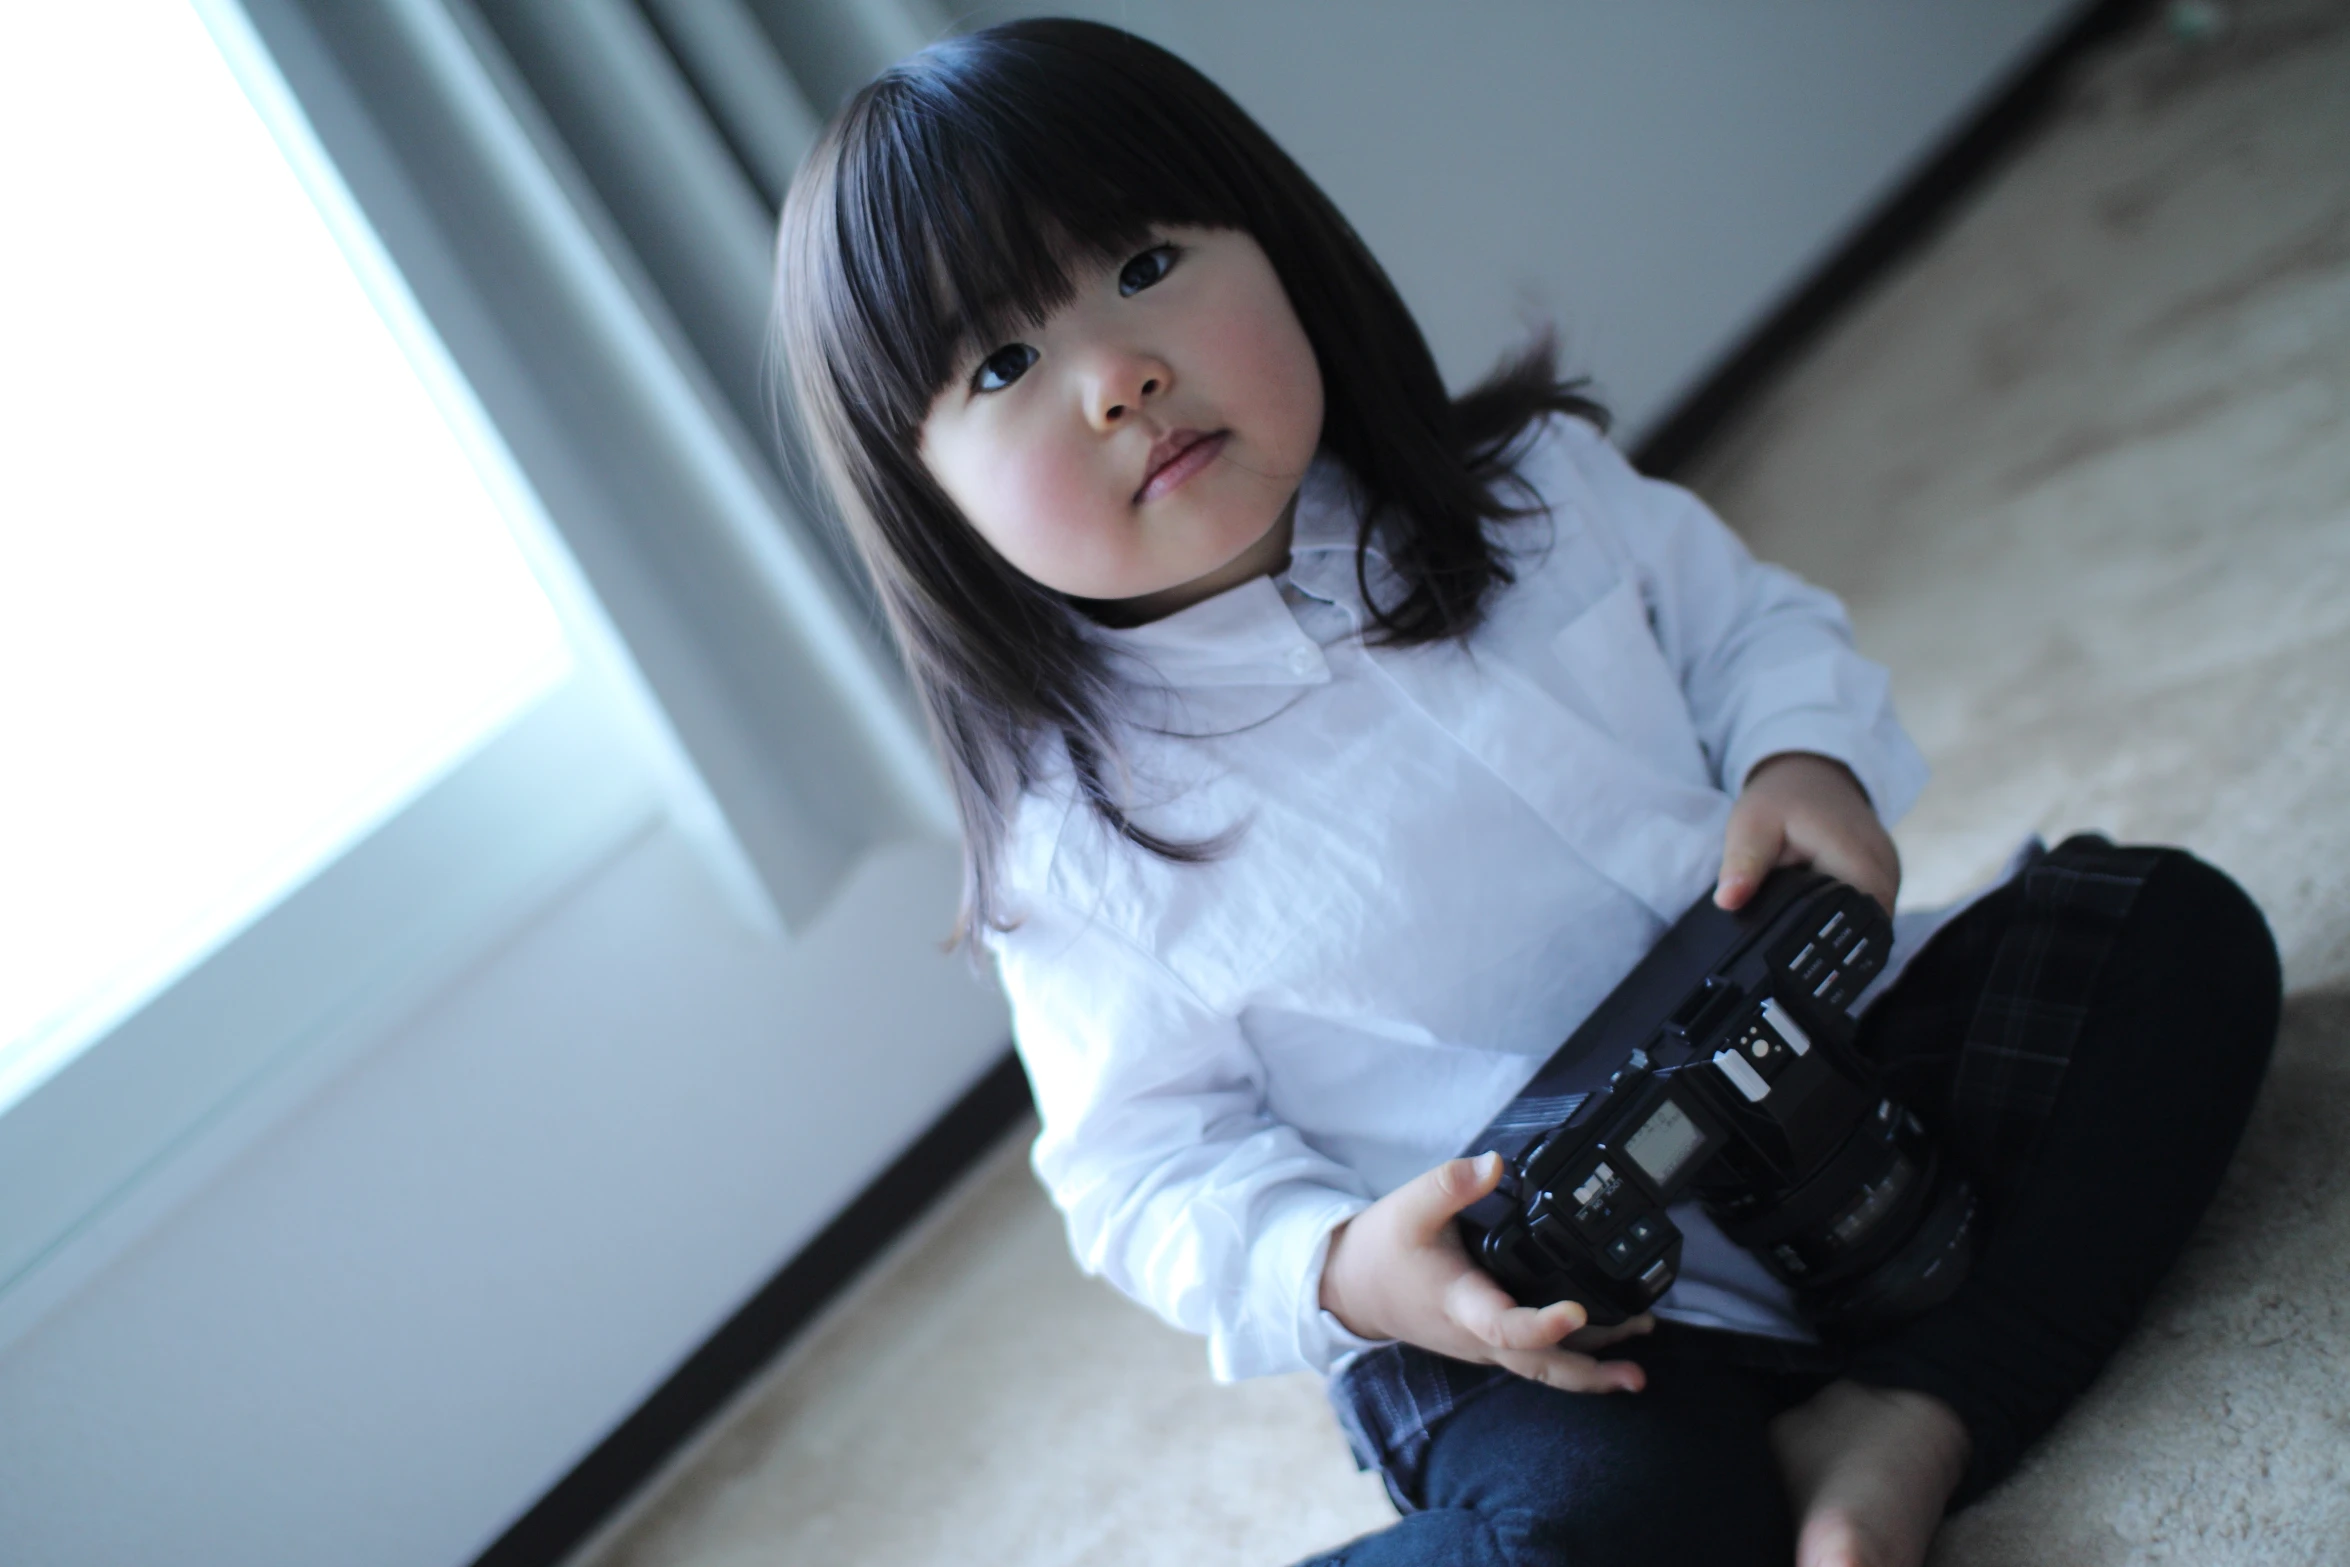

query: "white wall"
xmin=0 ymin=7 xmax=2081 ymax=1565
xmin=0 ymin=829 xmax=1008 ymax=1567
xmin=969 ymin=0 xmax=2081 ymax=438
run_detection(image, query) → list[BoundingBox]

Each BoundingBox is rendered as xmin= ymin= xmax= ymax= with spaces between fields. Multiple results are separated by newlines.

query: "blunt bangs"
xmin=805 ymin=24 xmax=1269 ymax=442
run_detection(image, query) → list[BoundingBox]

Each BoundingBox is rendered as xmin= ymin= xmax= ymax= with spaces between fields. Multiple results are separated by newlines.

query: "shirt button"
xmin=1286 ymin=646 xmax=1319 ymax=676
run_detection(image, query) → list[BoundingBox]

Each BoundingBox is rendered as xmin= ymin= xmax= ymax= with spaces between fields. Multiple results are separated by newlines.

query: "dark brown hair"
xmin=774 ymin=18 xmax=1605 ymax=935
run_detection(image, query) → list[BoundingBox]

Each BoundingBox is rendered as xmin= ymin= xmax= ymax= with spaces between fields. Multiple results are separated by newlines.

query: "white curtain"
xmin=242 ymin=0 xmax=954 ymax=927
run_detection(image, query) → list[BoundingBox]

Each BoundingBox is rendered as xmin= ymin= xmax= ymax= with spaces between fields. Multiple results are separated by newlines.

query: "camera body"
xmin=1457 ymin=871 xmax=1978 ymax=1329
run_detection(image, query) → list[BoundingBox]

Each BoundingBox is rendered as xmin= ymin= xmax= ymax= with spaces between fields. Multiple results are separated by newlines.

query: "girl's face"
xmin=919 ymin=226 xmax=1324 ymax=619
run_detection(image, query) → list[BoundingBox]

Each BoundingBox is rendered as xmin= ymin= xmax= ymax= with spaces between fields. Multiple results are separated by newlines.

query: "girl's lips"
xmin=1135 ymin=429 xmax=1229 ymax=503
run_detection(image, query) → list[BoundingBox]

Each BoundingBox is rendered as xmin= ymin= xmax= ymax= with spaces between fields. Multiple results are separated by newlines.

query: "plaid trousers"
xmin=1327 ymin=835 xmax=2167 ymax=1506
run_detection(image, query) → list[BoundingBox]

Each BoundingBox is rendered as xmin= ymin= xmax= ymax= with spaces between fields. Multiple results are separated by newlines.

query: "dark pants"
xmin=1305 ymin=849 xmax=2281 ymax=1567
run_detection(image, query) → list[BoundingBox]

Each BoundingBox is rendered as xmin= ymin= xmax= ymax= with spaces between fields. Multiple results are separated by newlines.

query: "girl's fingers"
xmin=1560 ymin=1311 xmax=1657 ymax=1352
xmin=1786 ymin=819 xmax=1899 ymax=914
xmin=1496 ymin=1346 xmax=1648 ymax=1395
xmin=1444 ymin=1272 xmax=1583 ymax=1350
xmin=1715 ymin=808 xmax=1787 ymax=910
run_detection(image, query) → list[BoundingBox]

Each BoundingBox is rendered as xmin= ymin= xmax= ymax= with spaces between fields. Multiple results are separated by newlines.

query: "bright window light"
xmin=0 ymin=2 xmax=572 ymax=1112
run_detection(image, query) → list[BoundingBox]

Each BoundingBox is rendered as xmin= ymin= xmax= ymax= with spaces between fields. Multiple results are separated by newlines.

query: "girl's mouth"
xmin=1135 ymin=429 xmax=1229 ymax=503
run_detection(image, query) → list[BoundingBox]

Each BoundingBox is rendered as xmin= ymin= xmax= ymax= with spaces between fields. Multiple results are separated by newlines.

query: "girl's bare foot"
xmin=1768 ymin=1379 xmax=1971 ymax=1567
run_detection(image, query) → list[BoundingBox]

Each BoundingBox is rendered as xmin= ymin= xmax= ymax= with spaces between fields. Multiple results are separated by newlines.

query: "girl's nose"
xmin=1083 ymin=350 xmax=1172 ymax=430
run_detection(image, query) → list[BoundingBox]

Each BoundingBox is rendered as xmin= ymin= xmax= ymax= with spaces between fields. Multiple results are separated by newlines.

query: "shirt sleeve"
xmin=990 ymin=890 xmax=1389 ymax=1381
xmin=1547 ymin=418 xmax=1929 ymax=821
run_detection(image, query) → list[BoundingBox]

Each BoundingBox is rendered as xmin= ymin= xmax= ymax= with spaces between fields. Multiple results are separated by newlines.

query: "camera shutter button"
xmin=1714 ymin=1048 xmax=1772 ymax=1102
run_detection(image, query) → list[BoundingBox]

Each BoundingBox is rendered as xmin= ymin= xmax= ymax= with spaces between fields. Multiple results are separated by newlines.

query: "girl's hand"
xmin=1319 ymin=1153 xmax=1653 ymax=1394
xmin=1715 ymin=751 xmax=1900 ymax=915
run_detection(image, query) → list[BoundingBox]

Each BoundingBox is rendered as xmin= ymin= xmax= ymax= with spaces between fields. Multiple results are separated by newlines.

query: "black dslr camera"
xmin=1457 ymin=871 xmax=1979 ymax=1330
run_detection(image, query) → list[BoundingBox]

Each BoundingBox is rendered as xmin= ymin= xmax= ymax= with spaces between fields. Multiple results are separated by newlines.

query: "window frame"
xmin=0 ymin=0 xmax=678 ymax=1345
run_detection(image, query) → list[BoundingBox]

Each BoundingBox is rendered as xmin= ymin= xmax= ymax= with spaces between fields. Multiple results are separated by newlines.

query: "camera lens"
xmin=1707 ymin=1098 xmax=1978 ymax=1328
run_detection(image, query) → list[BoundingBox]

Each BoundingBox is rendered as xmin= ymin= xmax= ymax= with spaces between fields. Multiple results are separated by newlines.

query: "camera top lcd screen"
xmin=1623 ymin=1097 xmax=1708 ymax=1188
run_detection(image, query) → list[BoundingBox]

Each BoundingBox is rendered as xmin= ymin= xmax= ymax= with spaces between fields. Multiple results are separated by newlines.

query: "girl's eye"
xmin=973 ymin=343 xmax=1038 ymax=392
xmin=1117 ymin=243 xmax=1179 ymax=297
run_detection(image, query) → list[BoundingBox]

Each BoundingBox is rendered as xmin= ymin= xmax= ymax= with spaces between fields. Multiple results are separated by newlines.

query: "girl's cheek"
xmin=927 ymin=415 xmax=1080 ymax=582
xmin=1196 ymin=283 xmax=1322 ymax=477
xmin=986 ymin=438 xmax=1130 ymax=594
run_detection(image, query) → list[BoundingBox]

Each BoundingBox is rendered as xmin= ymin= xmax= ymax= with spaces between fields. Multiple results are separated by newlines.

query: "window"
xmin=0 ymin=0 xmax=662 ymax=1313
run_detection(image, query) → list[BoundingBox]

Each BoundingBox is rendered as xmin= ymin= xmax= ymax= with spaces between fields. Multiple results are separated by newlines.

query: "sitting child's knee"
xmin=2131 ymin=851 xmax=2278 ymax=989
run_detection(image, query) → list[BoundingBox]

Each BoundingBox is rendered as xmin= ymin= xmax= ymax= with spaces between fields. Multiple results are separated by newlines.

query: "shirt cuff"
xmin=1209 ymin=1188 xmax=1380 ymax=1381
xmin=1722 ymin=657 xmax=1928 ymax=826
xmin=1731 ymin=715 xmax=1927 ymax=828
xmin=1297 ymin=1207 xmax=1394 ymax=1376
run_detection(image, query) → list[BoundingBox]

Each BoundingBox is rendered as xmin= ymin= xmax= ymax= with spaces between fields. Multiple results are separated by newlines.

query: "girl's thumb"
xmin=1429 ymin=1152 xmax=1506 ymax=1217
xmin=1715 ymin=830 xmax=1780 ymax=910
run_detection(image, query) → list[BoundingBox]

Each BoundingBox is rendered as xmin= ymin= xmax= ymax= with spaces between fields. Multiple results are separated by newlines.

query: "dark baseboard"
xmin=471 ymin=1049 xmax=1034 ymax=1567
xmin=473 ymin=6 xmax=2156 ymax=1564
xmin=1632 ymin=0 xmax=2154 ymax=479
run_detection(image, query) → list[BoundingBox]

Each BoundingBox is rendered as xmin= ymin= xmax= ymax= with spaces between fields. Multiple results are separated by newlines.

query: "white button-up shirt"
xmin=987 ymin=417 xmax=1930 ymax=1382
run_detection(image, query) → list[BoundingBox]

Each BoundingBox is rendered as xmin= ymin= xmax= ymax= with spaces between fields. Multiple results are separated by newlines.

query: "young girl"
xmin=773 ymin=21 xmax=2281 ymax=1567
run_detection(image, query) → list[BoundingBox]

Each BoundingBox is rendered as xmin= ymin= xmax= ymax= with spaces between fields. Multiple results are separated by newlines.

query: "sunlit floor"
xmin=573 ymin=4 xmax=2350 ymax=1563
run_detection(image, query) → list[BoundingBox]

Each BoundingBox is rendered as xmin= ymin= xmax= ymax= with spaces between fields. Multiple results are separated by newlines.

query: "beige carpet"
xmin=573 ymin=4 xmax=2350 ymax=1562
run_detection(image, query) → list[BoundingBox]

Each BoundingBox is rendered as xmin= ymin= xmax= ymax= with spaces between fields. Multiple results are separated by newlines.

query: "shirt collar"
xmin=1286 ymin=451 xmax=1403 ymax=611
xmin=1092 ymin=571 xmax=1329 ymax=690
